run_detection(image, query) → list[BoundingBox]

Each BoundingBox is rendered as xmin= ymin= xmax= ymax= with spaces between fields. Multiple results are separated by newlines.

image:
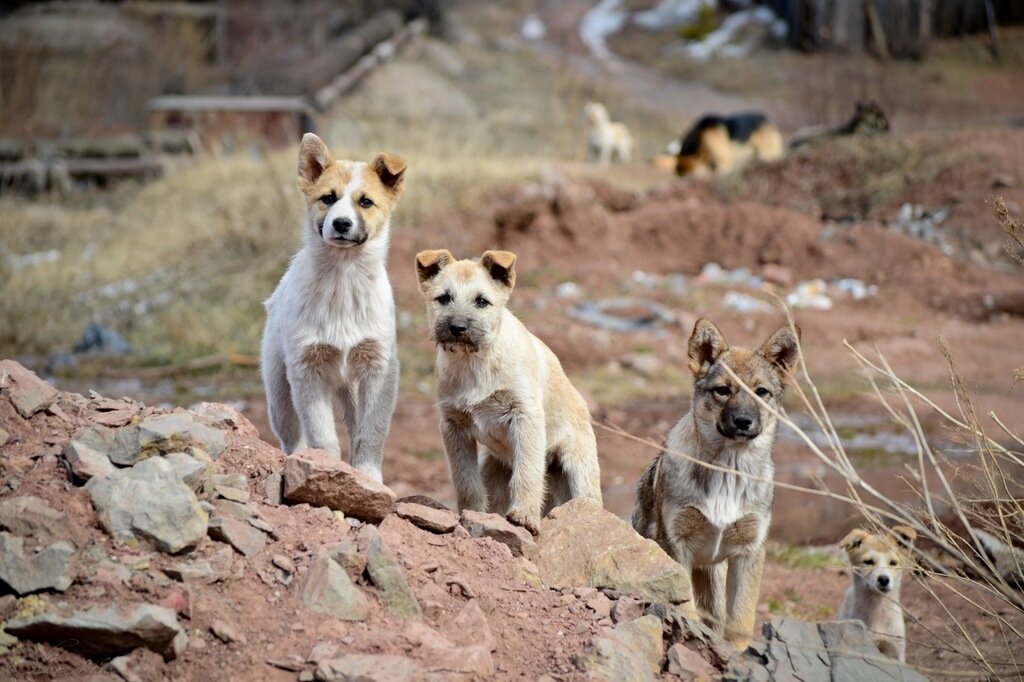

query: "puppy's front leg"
xmin=288 ymin=368 xmax=341 ymax=457
xmin=441 ymin=409 xmax=486 ymax=512
xmin=506 ymin=409 xmax=546 ymax=535
xmin=346 ymin=350 xmax=399 ymax=483
xmin=724 ymin=546 xmax=766 ymax=649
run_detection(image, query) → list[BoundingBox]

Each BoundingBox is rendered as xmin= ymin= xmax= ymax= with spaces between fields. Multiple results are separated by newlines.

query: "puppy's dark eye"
xmin=863 ymin=558 xmax=875 ymax=566
xmin=713 ymin=386 xmax=731 ymax=397
xmin=435 ymin=293 xmax=452 ymax=305
xmin=890 ymin=560 xmax=898 ymax=566
xmin=755 ymin=387 xmax=772 ymax=398
xmin=320 ymin=192 xmax=337 ymax=205
xmin=358 ymin=196 xmax=374 ymax=209
xmin=475 ymin=296 xmax=491 ymax=308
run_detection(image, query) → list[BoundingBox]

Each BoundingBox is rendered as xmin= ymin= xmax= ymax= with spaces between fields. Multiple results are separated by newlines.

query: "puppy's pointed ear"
xmin=372 ymin=153 xmax=407 ymax=195
xmin=688 ymin=319 xmax=727 ymax=377
xmin=480 ymin=250 xmax=516 ymax=290
xmin=415 ymin=249 xmax=453 ymax=287
xmin=841 ymin=528 xmax=868 ymax=552
xmin=298 ymin=133 xmax=332 ymax=187
xmin=759 ymin=324 xmax=801 ymax=380
xmin=892 ymin=525 xmax=917 ymax=547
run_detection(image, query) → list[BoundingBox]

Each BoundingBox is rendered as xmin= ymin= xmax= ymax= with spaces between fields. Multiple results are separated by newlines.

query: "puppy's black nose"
xmin=332 ymin=217 xmax=353 ymax=233
xmin=448 ymin=323 xmax=467 ymax=337
xmin=877 ymin=575 xmax=890 ymax=588
xmin=732 ymin=415 xmax=753 ymax=432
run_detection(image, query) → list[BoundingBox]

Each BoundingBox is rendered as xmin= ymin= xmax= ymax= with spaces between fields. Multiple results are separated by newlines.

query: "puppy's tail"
xmin=631 ymin=455 xmax=661 ymax=538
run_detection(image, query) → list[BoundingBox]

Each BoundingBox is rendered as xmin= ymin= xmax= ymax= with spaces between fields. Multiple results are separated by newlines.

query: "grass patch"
xmin=767 ymin=542 xmax=843 ymax=570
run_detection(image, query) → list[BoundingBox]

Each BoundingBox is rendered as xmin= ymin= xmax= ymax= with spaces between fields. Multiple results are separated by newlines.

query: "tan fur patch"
xmin=672 ymin=507 xmax=718 ymax=547
xmin=301 ymin=343 xmax=342 ymax=375
xmin=722 ymin=514 xmax=761 ymax=547
xmin=349 ymin=338 xmax=387 ymax=379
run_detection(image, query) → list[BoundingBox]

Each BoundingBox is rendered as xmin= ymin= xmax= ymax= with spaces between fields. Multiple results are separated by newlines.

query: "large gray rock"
xmin=460 ymin=510 xmax=535 ymax=557
xmin=164 ymin=452 xmax=209 ymax=492
xmin=283 ymin=449 xmax=396 ymax=523
xmin=63 ymin=439 xmax=115 ymax=481
xmin=727 ymin=618 xmax=928 ymax=682
xmin=0 ymin=360 xmax=57 ymax=417
xmin=535 ymin=498 xmax=692 ymax=605
xmin=5 ymin=604 xmax=185 ymax=661
xmin=208 ymin=515 xmax=266 ymax=557
xmin=137 ymin=413 xmax=226 ymax=460
xmin=301 ymin=553 xmax=369 ymax=622
xmin=575 ymin=615 xmax=664 ymax=682
xmin=0 ymin=532 xmax=75 ymax=594
xmin=71 ymin=424 xmax=143 ymax=467
xmin=316 ymin=654 xmax=420 ymax=682
xmin=360 ymin=525 xmax=421 ymax=620
xmin=86 ymin=457 xmax=208 ymax=553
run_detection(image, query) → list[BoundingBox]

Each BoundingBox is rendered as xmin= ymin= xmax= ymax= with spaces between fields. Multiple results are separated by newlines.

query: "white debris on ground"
xmin=521 ymin=14 xmax=546 ymax=42
xmin=696 ymin=262 xmax=762 ymax=288
xmin=578 ymin=0 xmax=629 ymax=60
xmin=890 ymin=203 xmax=955 ymax=256
xmin=628 ymin=270 xmax=688 ymax=294
xmin=785 ymin=279 xmax=833 ymax=311
xmin=633 ymin=0 xmax=714 ymax=29
xmin=722 ymin=291 xmax=775 ymax=314
xmin=665 ymin=7 xmax=787 ymax=61
xmin=555 ymin=281 xmax=583 ymax=299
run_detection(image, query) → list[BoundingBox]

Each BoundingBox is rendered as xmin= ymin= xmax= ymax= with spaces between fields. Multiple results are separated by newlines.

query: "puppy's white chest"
xmin=703 ymin=474 xmax=743 ymax=527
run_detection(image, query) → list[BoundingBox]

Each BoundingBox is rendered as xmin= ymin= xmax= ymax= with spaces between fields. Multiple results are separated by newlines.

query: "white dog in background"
xmin=584 ymin=102 xmax=633 ymax=165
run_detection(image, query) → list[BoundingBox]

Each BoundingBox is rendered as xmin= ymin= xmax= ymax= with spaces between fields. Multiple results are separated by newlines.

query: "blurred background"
xmin=1 ymin=0 xmax=1023 ymax=660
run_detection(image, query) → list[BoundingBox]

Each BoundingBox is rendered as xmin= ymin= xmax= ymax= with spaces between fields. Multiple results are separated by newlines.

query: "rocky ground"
xmin=0 ymin=361 xmax=932 ymax=680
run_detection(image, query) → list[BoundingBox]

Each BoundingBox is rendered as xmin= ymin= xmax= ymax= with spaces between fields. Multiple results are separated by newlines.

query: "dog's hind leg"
xmin=692 ymin=563 xmax=727 ymax=634
xmin=345 ymin=347 xmax=399 ymax=483
xmin=724 ymin=546 xmax=766 ymax=649
xmin=481 ymin=454 xmax=512 ymax=515
xmin=262 ymin=340 xmax=305 ymax=453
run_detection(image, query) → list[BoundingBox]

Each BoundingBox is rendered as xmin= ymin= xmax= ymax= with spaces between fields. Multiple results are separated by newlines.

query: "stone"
xmin=0 ymin=360 xmax=58 ymax=417
xmin=164 ymin=546 xmax=233 ymax=585
xmin=403 ymin=622 xmax=495 ymax=677
xmin=263 ymin=472 xmax=283 ymax=505
xmin=213 ymin=498 xmax=254 ymax=521
xmin=576 ymin=615 xmax=664 ymax=682
xmin=164 ymin=453 xmax=209 ymax=492
xmin=360 ymin=525 xmax=421 ymax=620
xmin=208 ymin=515 xmax=266 ymax=557
xmin=272 ymin=554 xmax=295 ymax=574
xmin=137 ymin=413 xmax=226 ymax=460
xmin=667 ymin=642 xmax=716 ymax=677
xmin=247 ymin=516 xmax=278 ymax=539
xmin=585 ymin=592 xmax=613 ymax=619
xmin=5 ymin=604 xmax=185 ymax=661
xmin=210 ymin=619 xmax=246 ymax=644
xmin=86 ymin=457 xmax=208 ymax=554
xmin=818 ymin=620 xmax=926 ymax=682
xmin=300 ymin=554 xmax=369 ymax=622
xmin=72 ymin=424 xmax=142 ymax=467
xmin=536 ymin=498 xmax=691 ymax=605
xmin=282 ymin=449 xmax=396 ymax=522
xmin=396 ymin=495 xmax=452 ymax=511
xmin=0 ymin=427 xmax=9 ymax=447
xmin=214 ymin=485 xmax=250 ymax=503
xmin=63 ymin=440 xmax=115 ymax=481
xmin=460 ymin=510 xmax=536 ymax=557
xmin=395 ymin=501 xmax=459 ymax=534
xmin=188 ymin=402 xmax=260 ymax=439
xmin=611 ymin=595 xmax=645 ymax=624
xmin=0 ymin=533 xmax=75 ymax=594
xmin=0 ymin=495 xmax=82 ymax=545
xmin=451 ymin=599 xmax=496 ymax=652
xmin=323 ymin=537 xmax=366 ymax=578
xmin=316 ymin=654 xmax=420 ymax=682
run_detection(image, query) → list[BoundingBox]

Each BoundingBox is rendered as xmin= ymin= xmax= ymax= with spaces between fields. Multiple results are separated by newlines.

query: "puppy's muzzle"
xmin=327 ymin=217 xmax=367 ymax=246
xmin=433 ymin=319 xmax=479 ymax=352
xmin=876 ymin=574 xmax=892 ymax=592
xmin=718 ymin=410 xmax=761 ymax=440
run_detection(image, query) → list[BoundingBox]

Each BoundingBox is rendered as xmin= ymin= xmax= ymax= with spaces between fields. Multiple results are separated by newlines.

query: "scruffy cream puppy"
xmin=584 ymin=102 xmax=633 ymax=165
xmin=839 ymin=526 xmax=917 ymax=662
xmin=633 ymin=319 xmax=800 ymax=648
xmin=415 ymin=249 xmax=602 ymax=534
xmin=261 ymin=133 xmax=406 ymax=483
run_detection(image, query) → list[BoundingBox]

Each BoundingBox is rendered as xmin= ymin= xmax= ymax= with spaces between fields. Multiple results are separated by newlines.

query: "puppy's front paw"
xmin=506 ymin=508 xmax=540 ymax=536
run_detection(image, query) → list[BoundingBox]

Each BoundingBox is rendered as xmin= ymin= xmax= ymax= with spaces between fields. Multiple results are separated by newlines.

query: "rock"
xmin=451 ymin=599 xmax=496 ymax=652
xmin=213 ymin=498 xmax=254 ymax=521
xmin=164 ymin=546 xmax=233 ymax=585
xmin=396 ymin=495 xmax=452 ymax=511
xmin=395 ymin=501 xmax=459 ymax=534
xmin=282 ymin=449 xmax=396 ymax=522
xmin=86 ymin=457 xmax=208 ymax=554
xmin=5 ymin=604 xmax=185 ymax=661
xmin=263 ymin=472 xmax=283 ymax=505
xmin=460 ymin=510 xmax=536 ymax=557
xmin=272 ymin=554 xmax=295 ymax=574
xmin=667 ymin=642 xmax=716 ymax=677
xmin=360 ymin=525 xmax=422 ymax=620
xmin=188 ymin=401 xmax=260 ymax=439
xmin=576 ymin=615 xmax=664 ymax=682
xmin=208 ymin=515 xmax=266 ymax=557
xmin=0 ymin=533 xmax=75 ymax=594
xmin=0 ymin=427 xmax=8 ymax=447
xmin=210 ymin=619 xmax=246 ymax=645
xmin=585 ymin=592 xmax=613 ymax=619
xmin=323 ymin=537 xmax=366 ymax=578
xmin=164 ymin=453 xmax=209 ymax=492
xmin=214 ymin=485 xmax=250 ymax=503
xmin=316 ymin=654 xmax=420 ymax=682
xmin=301 ymin=554 xmax=369 ymax=622
xmin=535 ymin=498 xmax=691 ymax=605
xmin=611 ymin=595 xmax=645 ymax=624
xmin=0 ymin=495 xmax=82 ymax=545
xmin=71 ymin=424 xmax=141 ymax=467
xmin=729 ymin=617 xmax=928 ymax=682
xmin=137 ymin=413 xmax=226 ymax=460
xmin=0 ymin=360 xmax=58 ymax=417
xmin=247 ymin=516 xmax=278 ymax=539
xmin=63 ymin=440 xmax=115 ymax=481
xmin=404 ymin=622 xmax=495 ymax=677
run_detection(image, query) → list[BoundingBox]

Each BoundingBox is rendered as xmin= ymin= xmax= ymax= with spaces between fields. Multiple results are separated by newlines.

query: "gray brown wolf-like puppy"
xmin=415 ymin=249 xmax=602 ymax=534
xmin=584 ymin=102 xmax=634 ymax=166
xmin=838 ymin=525 xmax=917 ymax=661
xmin=261 ymin=133 xmax=406 ymax=483
xmin=789 ymin=100 xmax=890 ymax=149
xmin=632 ymin=318 xmax=800 ymax=647
xmin=674 ymin=112 xmax=783 ymax=177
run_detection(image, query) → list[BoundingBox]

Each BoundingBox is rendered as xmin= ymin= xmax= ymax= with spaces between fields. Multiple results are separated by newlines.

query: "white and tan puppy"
xmin=415 ymin=249 xmax=602 ymax=534
xmin=839 ymin=525 xmax=917 ymax=661
xmin=261 ymin=133 xmax=406 ymax=482
xmin=584 ymin=102 xmax=633 ymax=166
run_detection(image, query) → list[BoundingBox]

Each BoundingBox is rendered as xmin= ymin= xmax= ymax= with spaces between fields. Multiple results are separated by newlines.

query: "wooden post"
xmin=865 ymin=0 xmax=891 ymax=60
xmin=985 ymin=0 xmax=1002 ymax=63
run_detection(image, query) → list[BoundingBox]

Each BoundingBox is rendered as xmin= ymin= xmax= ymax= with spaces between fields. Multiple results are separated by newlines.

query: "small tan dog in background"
xmin=415 ymin=249 xmax=602 ymax=534
xmin=633 ymin=319 xmax=799 ymax=648
xmin=839 ymin=525 xmax=917 ymax=662
xmin=584 ymin=102 xmax=633 ymax=166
